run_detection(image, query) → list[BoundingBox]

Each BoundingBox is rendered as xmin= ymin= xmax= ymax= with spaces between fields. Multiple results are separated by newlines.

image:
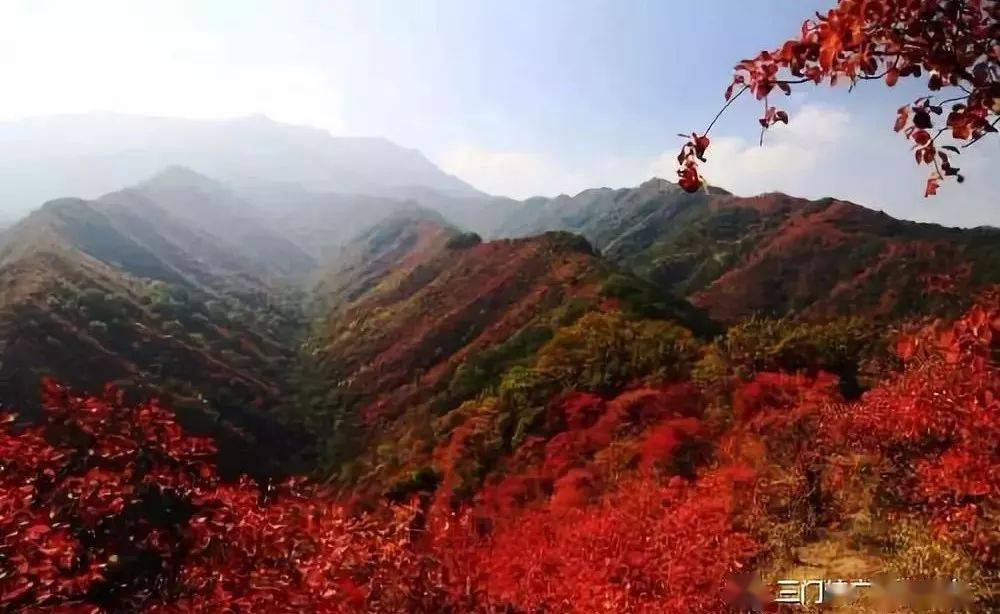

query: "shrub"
xmin=715 ymin=316 xmax=875 ymax=394
xmin=445 ymin=232 xmax=482 ymax=249
xmin=535 ymin=311 xmax=697 ymax=392
xmin=0 ymin=380 xmax=458 ymax=612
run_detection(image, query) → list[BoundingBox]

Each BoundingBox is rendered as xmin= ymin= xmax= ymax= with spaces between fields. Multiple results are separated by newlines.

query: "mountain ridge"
xmin=497 ymin=178 xmax=1000 ymax=323
xmin=0 ymin=112 xmax=485 ymax=220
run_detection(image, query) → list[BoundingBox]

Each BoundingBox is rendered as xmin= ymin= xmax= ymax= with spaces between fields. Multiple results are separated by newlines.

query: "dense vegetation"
xmin=0 ymin=49 xmax=996 ymax=606
xmin=2 ymin=289 xmax=996 ymax=611
xmin=499 ymin=183 xmax=1000 ymax=324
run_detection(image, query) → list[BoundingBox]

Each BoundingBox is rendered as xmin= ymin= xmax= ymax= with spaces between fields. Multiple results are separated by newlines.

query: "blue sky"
xmin=1 ymin=0 xmax=997 ymax=225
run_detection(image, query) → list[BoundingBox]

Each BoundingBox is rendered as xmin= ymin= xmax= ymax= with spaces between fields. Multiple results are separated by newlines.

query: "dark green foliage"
xmin=78 ymin=289 xmax=129 ymax=323
xmin=541 ymin=231 xmax=595 ymax=255
xmin=446 ymin=326 xmax=554 ymax=405
xmin=552 ymin=297 xmax=593 ymax=327
xmin=385 ymin=467 xmax=442 ymax=502
xmin=499 ymin=366 xmax=559 ymax=415
xmin=701 ymin=316 xmax=878 ymax=397
xmin=600 ymin=273 xmax=719 ymax=337
xmin=605 ymin=201 xmax=773 ymax=297
xmin=534 ymin=311 xmax=698 ymax=394
xmin=46 ymin=199 xmax=185 ymax=284
xmin=965 ymin=230 xmax=1000 ymax=285
xmin=446 ymin=232 xmax=482 ymax=249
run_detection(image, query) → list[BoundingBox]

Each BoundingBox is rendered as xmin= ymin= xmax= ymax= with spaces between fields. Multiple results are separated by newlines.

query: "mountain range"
xmin=495 ymin=177 xmax=1000 ymax=322
xmin=0 ymin=113 xmax=485 ymax=219
xmin=1 ymin=143 xmax=996 ymax=485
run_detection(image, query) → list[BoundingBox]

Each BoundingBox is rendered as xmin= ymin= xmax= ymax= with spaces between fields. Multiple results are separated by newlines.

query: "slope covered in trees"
xmin=497 ymin=177 xmax=1000 ymax=322
xmin=295 ymin=210 xmax=714 ymax=495
xmin=0 ymin=164 xmax=997 ymax=610
xmin=0 ymin=188 xmax=311 ymax=478
xmin=3 ymin=284 xmax=996 ymax=611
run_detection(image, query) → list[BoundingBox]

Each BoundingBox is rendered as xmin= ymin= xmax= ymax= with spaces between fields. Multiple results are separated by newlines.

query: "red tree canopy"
xmin=0 ymin=381 xmax=447 ymax=612
xmin=678 ymin=0 xmax=999 ymax=196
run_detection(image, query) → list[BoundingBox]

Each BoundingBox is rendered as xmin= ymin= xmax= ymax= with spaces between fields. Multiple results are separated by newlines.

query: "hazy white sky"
xmin=0 ymin=0 xmax=997 ymax=226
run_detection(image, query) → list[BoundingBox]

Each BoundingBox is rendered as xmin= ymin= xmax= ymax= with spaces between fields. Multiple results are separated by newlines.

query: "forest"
xmin=0 ymin=0 xmax=997 ymax=612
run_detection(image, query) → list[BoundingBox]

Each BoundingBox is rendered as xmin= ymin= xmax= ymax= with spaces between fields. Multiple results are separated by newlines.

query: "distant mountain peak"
xmin=636 ymin=176 xmax=731 ymax=197
xmin=637 ymin=177 xmax=675 ymax=191
xmin=0 ymin=113 xmax=487 ymax=219
xmin=138 ymin=165 xmax=227 ymax=194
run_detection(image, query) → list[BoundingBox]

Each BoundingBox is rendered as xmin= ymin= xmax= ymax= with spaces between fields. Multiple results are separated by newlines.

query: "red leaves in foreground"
xmin=3 ymin=293 xmax=999 ymax=611
xmin=678 ymin=0 xmax=998 ymax=194
xmin=439 ymin=467 xmax=758 ymax=613
xmin=0 ymin=382 xmax=449 ymax=612
xmin=0 ymin=379 xmax=759 ymax=612
xmin=676 ymin=133 xmax=709 ymax=192
xmin=830 ymin=295 xmax=1000 ymax=563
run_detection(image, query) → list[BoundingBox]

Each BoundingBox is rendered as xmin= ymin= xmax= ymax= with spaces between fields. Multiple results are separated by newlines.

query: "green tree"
xmin=535 ymin=311 xmax=697 ymax=393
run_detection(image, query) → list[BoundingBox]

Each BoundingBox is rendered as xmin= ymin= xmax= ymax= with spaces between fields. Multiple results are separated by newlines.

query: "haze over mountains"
xmin=0 ymin=113 xmax=483 ymax=218
xmin=1 ymin=112 xmax=999 ymax=481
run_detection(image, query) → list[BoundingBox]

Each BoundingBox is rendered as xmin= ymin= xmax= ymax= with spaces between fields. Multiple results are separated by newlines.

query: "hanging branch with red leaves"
xmin=677 ymin=0 xmax=999 ymax=197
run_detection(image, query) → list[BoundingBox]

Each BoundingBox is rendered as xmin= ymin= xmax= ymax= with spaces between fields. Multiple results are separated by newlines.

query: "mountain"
xmin=497 ymin=178 xmax=1000 ymax=323
xmin=1 ymin=165 xmax=997 ymax=608
xmin=101 ymin=166 xmax=316 ymax=277
xmin=237 ymin=183 xmax=410 ymax=261
xmin=0 ymin=188 xmax=311 ymax=477
xmin=283 ymin=178 xmax=1000 ymax=497
xmin=0 ymin=112 xmax=516 ymax=256
xmin=241 ymin=182 xmax=518 ymax=259
xmin=310 ymin=206 xmax=460 ymax=311
xmin=0 ymin=113 xmax=484 ymax=220
xmin=293 ymin=208 xmax=714 ymax=495
xmin=495 ymin=177 xmax=727 ymax=248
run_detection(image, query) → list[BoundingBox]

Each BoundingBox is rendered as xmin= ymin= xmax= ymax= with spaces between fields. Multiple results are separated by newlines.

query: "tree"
xmin=0 ymin=380 xmax=452 ymax=612
xmin=534 ymin=311 xmax=697 ymax=393
xmin=677 ymin=0 xmax=998 ymax=196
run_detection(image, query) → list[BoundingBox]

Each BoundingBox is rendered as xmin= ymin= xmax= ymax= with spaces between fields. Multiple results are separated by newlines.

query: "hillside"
xmin=295 ymin=210 xmax=714 ymax=498
xmin=286 ymin=178 xmax=1000 ymax=507
xmin=310 ymin=206 xmax=460 ymax=312
xmin=498 ymin=178 xmax=1000 ymax=323
xmin=242 ymin=182 xmax=518 ymax=258
xmin=0 ymin=171 xmax=996 ymax=610
xmin=104 ymin=166 xmax=316 ymax=277
xmin=238 ymin=184 xmax=411 ymax=261
xmin=262 ymin=203 xmax=999 ymax=609
xmin=0 ymin=196 xmax=310 ymax=477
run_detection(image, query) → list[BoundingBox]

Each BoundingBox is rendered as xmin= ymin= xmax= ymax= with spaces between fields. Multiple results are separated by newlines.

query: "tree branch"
xmin=704 ymin=85 xmax=749 ymax=135
xmin=962 ymin=116 xmax=1000 ymax=148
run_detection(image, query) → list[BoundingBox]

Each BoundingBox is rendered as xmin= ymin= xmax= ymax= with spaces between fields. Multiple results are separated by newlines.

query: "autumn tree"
xmin=0 ymin=380 xmax=453 ymax=612
xmin=678 ymin=0 xmax=998 ymax=196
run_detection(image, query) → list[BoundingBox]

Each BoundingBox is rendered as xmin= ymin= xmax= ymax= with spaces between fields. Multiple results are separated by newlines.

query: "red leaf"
xmin=912 ymin=129 xmax=931 ymax=145
xmin=885 ymin=67 xmax=899 ymax=87
xmin=894 ymin=107 xmax=909 ymax=132
xmin=924 ymin=176 xmax=940 ymax=197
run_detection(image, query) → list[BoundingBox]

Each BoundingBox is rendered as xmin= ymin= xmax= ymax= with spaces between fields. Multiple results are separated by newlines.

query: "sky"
xmin=0 ymin=0 xmax=997 ymax=227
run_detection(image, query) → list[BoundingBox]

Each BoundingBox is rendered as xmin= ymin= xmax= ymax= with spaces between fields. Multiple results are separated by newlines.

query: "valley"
xmin=2 ymin=0 xmax=997 ymax=609
xmin=1 ymin=155 xmax=997 ymax=489
xmin=0 ymin=129 xmax=997 ymax=610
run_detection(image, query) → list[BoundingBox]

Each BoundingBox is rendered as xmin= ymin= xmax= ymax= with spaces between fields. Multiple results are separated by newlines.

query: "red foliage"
xmin=732 ymin=371 xmax=840 ymax=422
xmin=829 ymin=294 xmax=1000 ymax=563
xmin=433 ymin=467 xmax=759 ymax=613
xmin=638 ymin=418 xmax=702 ymax=473
xmin=0 ymin=380 xmax=450 ymax=612
xmin=678 ymin=0 xmax=999 ymax=195
xmin=4 ymin=295 xmax=999 ymax=610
